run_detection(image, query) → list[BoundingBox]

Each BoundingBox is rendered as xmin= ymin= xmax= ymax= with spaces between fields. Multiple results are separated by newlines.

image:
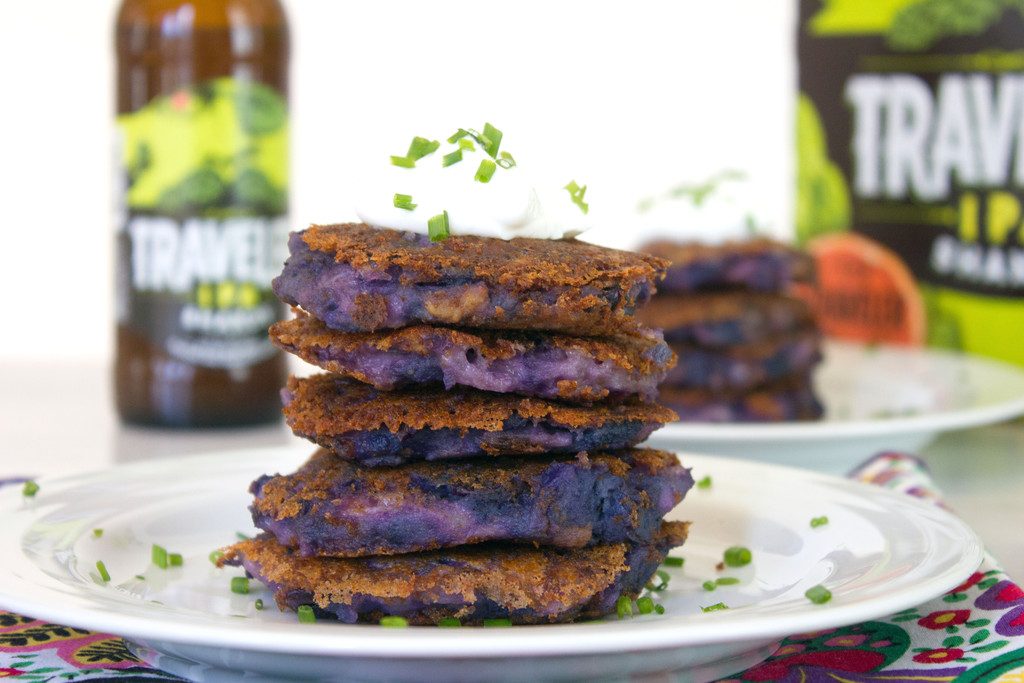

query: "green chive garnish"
xmin=235 ymin=532 xmax=251 ymax=541
xmin=393 ymin=193 xmax=417 ymax=211
xmin=663 ymin=556 xmax=684 ymax=568
xmin=482 ymin=123 xmax=503 ymax=157
xmin=723 ymin=546 xmax=752 ymax=568
xmin=92 ymin=528 xmax=103 ymax=538
xmin=497 ymin=150 xmax=516 ymax=169
xmin=564 ymin=180 xmax=590 ymax=214
xmin=447 ymin=129 xmax=469 ymax=144
xmin=716 ymin=577 xmax=740 ymax=586
xmin=134 ymin=575 xmax=145 ymax=580
xmin=297 ymin=605 xmax=316 ymax=623
xmin=255 ymin=598 xmax=264 ymax=610
xmin=437 ymin=617 xmax=461 ymax=627
xmin=442 ymin=149 xmax=463 ymax=167
xmin=209 ymin=550 xmax=224 ymax=565
xmin=654 ymin=604 xmax=666 ymax=615
xmin=231 ymin=577 xmax=250 ymax=594
xmin=458 ymin=138 xmax=475 ymax=152
xmin=169 ymin=553 xmax=183 ymax=567
xmin=407 ymin=136 xmax=440 ymax=160
xmin=810 ymin=516 xmax=829 ymax=528
xmin=696 ymin=476 xmax=712 ymax=490
xmin=22 ymin=481 xmax=39 ymax=497
xmin=636 ymin=596 xmax=655 ymax=614
xmin=427 ymin=211 xmax=450 ymax=242
xmin=475 ymin=159 xmax=497 ymax=183
xmin=96 ymin=561 xmax=111 ymax=583
xmin=616 ymin=596 xmax=633 ymax=619
xmin=646 ymin=569 xmax=670 ymax=591
xmin=805 ymin=585 xmax=832 ymax=604
xmin=702 ymin=602 xmax=729 ymax=612
xmin=483 ymin=618 xmax=513 ymax=627
xmin=702 ymin=580 xmax=716 ymax=592
xmin=390 ymin=155 xmax=416 ymax=169
xmin=380 ymin=616 xmax=409 ymax=628
xmin=151 ymin=544 xmax=168 ymax=569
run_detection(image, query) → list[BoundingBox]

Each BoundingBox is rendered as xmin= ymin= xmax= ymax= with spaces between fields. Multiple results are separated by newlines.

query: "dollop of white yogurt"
xmin=354 ymin=141 xmax=591 ymax=240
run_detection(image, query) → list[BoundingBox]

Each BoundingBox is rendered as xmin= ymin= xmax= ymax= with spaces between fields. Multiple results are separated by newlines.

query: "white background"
xmin=0 ymin=0 xmax=795 ymax=362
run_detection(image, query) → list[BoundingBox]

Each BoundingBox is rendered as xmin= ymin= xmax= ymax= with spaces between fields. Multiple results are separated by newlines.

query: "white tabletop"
xmin=2 ymin=360 xmax=1021 ymax=579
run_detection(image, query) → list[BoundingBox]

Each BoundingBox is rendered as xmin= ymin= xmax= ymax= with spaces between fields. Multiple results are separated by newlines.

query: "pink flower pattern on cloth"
xmin=0 ymin=451 xmax=1021 ymax=682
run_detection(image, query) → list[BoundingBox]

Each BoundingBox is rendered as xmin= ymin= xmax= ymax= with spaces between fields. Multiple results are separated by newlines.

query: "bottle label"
xmin=116 ymin=77 xmax=288 ymax=369
xmin=797 ymin=1 xmax=1024 ymax=365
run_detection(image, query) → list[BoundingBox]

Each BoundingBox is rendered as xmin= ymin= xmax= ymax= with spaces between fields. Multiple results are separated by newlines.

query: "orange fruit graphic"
xmin=797 ymin=232 xmax=926 ymax=346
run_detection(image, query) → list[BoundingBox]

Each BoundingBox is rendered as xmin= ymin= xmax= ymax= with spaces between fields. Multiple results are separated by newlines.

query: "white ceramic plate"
xmin=0 ymin=447 xmax=982 ymax=682
xmin=650 ymin=341 xmax=1024 ymax=473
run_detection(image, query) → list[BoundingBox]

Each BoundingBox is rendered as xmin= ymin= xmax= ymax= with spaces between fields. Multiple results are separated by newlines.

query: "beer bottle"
xmin=114 ymin=0 xmax=290 ymax=427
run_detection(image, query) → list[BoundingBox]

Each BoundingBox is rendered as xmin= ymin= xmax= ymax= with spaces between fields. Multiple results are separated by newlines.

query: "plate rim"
xmin=658 ymin=342 xmax=1024 ymax=443
xmin=0 ymin=446 xmax=984 ymax=660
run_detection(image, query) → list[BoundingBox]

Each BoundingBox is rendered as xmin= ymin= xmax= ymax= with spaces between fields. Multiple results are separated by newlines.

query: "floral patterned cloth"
xmin=0 ymin=452 xmax=1020 ymax=683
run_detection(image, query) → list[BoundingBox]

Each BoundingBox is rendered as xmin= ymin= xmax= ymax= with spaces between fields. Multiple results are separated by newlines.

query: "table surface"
xmin=2 ymin=361 xmax=1021 ymax=579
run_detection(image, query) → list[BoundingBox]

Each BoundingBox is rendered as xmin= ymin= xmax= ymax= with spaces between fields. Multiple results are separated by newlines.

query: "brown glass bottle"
xmin=114 ymin=0 xmax=289 ymax=427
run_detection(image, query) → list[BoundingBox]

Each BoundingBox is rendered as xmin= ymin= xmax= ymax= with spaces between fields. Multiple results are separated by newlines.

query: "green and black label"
xmin=798 ymin=0 xmax=1024 ymax=364
xmin=115 ymin=77 xmax=288 ymax=369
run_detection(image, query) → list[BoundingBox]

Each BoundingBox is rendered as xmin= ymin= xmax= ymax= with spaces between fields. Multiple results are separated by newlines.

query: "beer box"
xmin=797 ymin=0 xmax=1024 ymax=366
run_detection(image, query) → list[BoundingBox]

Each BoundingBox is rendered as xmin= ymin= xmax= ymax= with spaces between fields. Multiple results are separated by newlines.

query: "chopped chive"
xmin=636 ymin=596 xmax=655 ymax=615
xmin=475 ymin=159 xmax=497 ymax=183
xmin=716 ymin=577 xmax=740 ymax=586
xmin=407 ymin=136 xmax=440 ymax=160
xmin=96 ymin=561 xmax=111 ymax=583
xmin=654 ymin=604 xmax=666 ymax=615
xmin=482 ymin=123 xmax=503 ymax=157
xmin=427 ymin=211 xmax=450 ymax=242
xmin=723 ymin=546 xmax=752 ymax=568
xmin=390 ymin=155 xmax=416 ymax=168
xmin=483 ymin=618 xmax=513 ymax=627
xmin=151 ymin=544 xmax=168 ymax=569
xmin=442 ymin=149 xmax=463 ymax=167
xmin=255 ymin=598 xmax=264 ymax=610
xmin=497 ymin=150 xmax=516 ymax=169
xmin=663 ymin=556 xmax=684 ymax=568
xmin=393 ymin=193 xmax=417 ymax=211
xmin=646 ymin=569 xmax=670 ymax=591
xmin=22 ymin=481 xmax=39 ymax=497
xmin=92 ymin=528 xmax=103 ymax=538
xmin=447 ymin=129 xmax=469 ymax=143
xmin=231 ymin=577 xmax=250 ymax=595
xmin=458 ymin=138 xmax=475 ymax=151
xmin=696 ymin=476 xmax=713 ymax=490
xmin=702 ymin=580 xmax=716 ymax=592
xmin=134 ymin=575 xmax=145 ymax=580
xmin=702 ymin=602 xmax=729 ymax=612
xmin=380 ymin=616 xmax=409 ymax=628
xmin=616 ymin=596 xmax=633 ymax=619
xmin=297 ymin=605 xmax=316 ymax=623
xmin=810 ymin=516 xmax=830 ymax=528
xmin=209 ymin=550 xmax=224 ymax=565
xmin=437 ymin=617 xmax=461 ymax=627
xmin=805 ymin=585 xmax=832 ymax=604
xmin=235 ymin=532 xmax=251 ymax=541
xmin=564 ymin=180 xmax=590 ymax=214
xmin=169 ymin=553 xmax=183 ymax=567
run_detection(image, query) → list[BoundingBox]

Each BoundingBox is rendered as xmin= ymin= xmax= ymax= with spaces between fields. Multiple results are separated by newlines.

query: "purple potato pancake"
xmin=658 ymin=376 xmax=823 ymax=422
xmin=282 ymin=374 xmax=678 ymax=467
xmin=251 ymin=448 xmax=692 ymax=557
xmin=665 ymin=328 xmax=822 ymax=392
xmin=272 ymin=224 xmax=668 ymax=335
xmin=219 ymin=522 xmax=689 ymax=625
xmin=270 ymin=312 xmax=674 ymax=403
xmin=637 ymin=292 xmax=815 ymax=348
xmin=641 ymin=238 xmax=814 ymax=294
